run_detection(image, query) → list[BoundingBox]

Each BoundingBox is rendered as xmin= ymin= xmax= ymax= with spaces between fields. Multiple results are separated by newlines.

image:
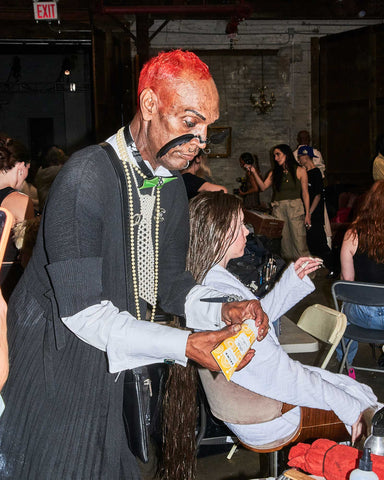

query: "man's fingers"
xmin=237 ymin=349 xmax=255 ymax=370
xmin=212 ymin=324 xmax=241 ymax=346
xmin=222 ymin=299 xmax=267 ymax=326
xmin=255 ymin=311 xmax=269 ymax=341
xmin=185 ymin=326 xmax=243 ymax=371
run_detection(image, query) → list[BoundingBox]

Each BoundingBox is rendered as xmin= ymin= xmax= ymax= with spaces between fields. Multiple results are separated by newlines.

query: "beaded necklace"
xmin=116 ymin=126 xmax=160 ymax=322
xmin=282 ymin=167 xmax=289 ymax=183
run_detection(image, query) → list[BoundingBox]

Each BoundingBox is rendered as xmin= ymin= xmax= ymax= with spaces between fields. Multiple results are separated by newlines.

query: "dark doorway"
xmin=314 ymin=23 xmax=384 ymax=188
xmin=29 ymin=117 xmax=54 ymax=165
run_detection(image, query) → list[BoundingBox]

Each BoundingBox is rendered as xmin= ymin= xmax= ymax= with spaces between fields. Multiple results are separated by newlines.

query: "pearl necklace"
xmin=116 ymin=127 xmax=160 ymax=323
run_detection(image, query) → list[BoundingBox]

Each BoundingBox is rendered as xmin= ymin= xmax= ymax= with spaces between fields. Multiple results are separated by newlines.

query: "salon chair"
xmin=197 ymin=368 xmax=349 ymax=477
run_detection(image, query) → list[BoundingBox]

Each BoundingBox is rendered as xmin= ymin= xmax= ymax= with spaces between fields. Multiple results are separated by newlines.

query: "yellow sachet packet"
xmin=211 ymin=320 xmax=257 ymax=381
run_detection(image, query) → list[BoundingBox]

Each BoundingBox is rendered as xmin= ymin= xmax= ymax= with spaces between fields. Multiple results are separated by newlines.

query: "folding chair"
xmin=332 ymin=280 xmax=384 ymax=375
xmin=296 ymin=304 xmax=347 ymax=369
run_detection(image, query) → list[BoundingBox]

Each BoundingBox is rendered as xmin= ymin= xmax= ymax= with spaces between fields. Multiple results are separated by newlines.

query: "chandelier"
xmin=250 ymin=54 xmax=276 ymax=114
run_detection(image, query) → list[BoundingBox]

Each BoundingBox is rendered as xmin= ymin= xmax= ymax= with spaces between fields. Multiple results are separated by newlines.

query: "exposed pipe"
xmin=149 ymin=19 xmax=170 ymax=42
xmin=101 ymin=3 xmax=253 ymax=17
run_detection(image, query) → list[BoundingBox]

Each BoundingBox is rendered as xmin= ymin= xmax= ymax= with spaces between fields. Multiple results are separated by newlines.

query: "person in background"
xmin=372 ymin=134 xmax=384 ymax=181
xmin=237 ymin=152 xmax=260 ymax=209
xmin=293 ymin=130 xmax=333 ymax=249
xmin=246 ymin=143 xmax=310 ymax=262
xmin=297 ymin=145 xmax=336 ymax=278
xmin=17 ymin=157 xmax=39 ymax=212
xmin=34 ymin=144 xmax=68 ymax=211
xmin=0 ymin=136 xmax=35 ymax=301
xmin=293 ymin=130 xmax=326 ymax=177
xmin=337 ymin=180 xmax=384 ymax=364
xmin=181 ymin=149 xmax=227 ymax=199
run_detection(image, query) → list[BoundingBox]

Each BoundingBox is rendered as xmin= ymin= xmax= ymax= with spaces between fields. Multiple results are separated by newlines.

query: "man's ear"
xmin=140 ymin=88 xmax=158 ymax=121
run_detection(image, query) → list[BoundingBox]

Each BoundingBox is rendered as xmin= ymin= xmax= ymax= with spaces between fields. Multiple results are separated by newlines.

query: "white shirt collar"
xmin=106 ymin=131 xmax=173 ymax=177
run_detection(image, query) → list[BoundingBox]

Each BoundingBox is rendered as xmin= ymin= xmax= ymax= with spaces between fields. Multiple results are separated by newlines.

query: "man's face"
xmin=298 ymin=154 xmax=311 ymax=168
xmin=147 ymin=75 xmax=220 ymax=171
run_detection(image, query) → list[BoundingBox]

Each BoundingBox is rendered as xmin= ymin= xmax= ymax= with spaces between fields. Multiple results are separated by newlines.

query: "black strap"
xmin=99 ymin=141 xmax=133 ymax=314
xmin=0 ymin=186 xmax=16 ymax=205
xmin=123 ymin=126 xmax=155 ymax=179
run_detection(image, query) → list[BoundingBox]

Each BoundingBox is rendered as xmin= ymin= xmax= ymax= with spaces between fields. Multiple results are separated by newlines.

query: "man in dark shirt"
xmin=181 ymin=150 xmax=227 ymax=199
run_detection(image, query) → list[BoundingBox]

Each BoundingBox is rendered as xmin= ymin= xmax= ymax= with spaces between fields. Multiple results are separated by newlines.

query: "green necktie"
xmin=139 ymin=176 xmax=177 ymax=190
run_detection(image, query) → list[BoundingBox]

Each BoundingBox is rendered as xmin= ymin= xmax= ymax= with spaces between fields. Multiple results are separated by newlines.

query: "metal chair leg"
xmin=339 ymin=339 xmax=353 ymax=373
xmin=269 ymin=451 xmax=278 ymax=477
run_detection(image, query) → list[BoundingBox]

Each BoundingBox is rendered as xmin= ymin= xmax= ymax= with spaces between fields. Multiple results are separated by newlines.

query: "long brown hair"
xmin=187 ymin=191 xmax=243 ymax=283
xmin=160 ymin=192 xmax=242 ymax=480
xmin=350 ymin=180 xmax=384 ymax=262
xmin=272 ymin=143 xmax=297 ymax=192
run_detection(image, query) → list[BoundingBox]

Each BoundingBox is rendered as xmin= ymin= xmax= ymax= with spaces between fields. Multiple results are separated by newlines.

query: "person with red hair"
xmin=337 ymin=180 xmax=384 ymax=363
xmin=138 ymin=48 xmax=212 ymax=98
xmin=0 ymin=49 xmax=268 ymax=479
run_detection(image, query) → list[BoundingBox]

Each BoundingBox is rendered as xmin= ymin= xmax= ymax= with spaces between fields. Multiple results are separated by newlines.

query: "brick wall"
xmin=139 ymin=18 xmax=381 ymax=198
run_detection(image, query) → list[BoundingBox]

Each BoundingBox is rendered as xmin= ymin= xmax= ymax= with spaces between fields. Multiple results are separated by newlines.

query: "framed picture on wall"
xmin=207 ymin=126 xmax=231 ymax=158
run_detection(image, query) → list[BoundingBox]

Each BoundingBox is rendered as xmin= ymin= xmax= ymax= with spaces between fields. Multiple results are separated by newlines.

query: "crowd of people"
xmin=0 ymin=49 xmax=382 ymax=480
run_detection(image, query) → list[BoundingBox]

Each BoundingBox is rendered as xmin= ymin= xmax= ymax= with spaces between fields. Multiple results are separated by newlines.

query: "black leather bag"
xmin=122 ymin=363 xmax=169 ymax=463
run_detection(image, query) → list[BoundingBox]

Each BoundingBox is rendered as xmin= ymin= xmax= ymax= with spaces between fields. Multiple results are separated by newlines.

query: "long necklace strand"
xmin=116 ymin=127 xmax=160 ymax=322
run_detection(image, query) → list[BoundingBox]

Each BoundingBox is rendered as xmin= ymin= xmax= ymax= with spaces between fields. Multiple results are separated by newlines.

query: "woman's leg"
xmin=286 ymin=199 xmax=310 ymax=260
xmin=336 ymin=303 xmax=384 ymax=363
xmin=306 ymin=219 xmax=334 ymax=271
xmin=272 ymin=201 xmax=291 ymax=261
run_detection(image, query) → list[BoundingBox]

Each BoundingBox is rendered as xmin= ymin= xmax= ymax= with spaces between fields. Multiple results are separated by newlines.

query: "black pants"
xmin=306 ymin=219 xmax=334 ymax=271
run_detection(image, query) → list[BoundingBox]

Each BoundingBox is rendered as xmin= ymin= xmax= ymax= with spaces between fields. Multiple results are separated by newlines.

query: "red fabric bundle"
xmin=288 ymin=439 xmax=384 ymax=480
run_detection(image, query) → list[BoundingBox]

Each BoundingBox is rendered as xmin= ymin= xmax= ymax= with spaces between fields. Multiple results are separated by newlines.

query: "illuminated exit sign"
xmin=33 ymin=2 xmax=58 ymax=21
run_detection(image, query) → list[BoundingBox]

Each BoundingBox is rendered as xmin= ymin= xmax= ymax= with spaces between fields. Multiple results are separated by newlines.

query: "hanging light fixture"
xmin=250 ymin=53 xmax=276 ymax=114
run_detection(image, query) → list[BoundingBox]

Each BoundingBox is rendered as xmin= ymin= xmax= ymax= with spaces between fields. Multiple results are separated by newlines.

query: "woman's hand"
xmin=351 ymin=412 xmax=365 ymax=444
xmin=304 ymin=212 xmax=311 ymax=228
xmin=294 ymin=257 xmax=323 ymax=279
xmin=244 ymin=164 xmax=255 ymax=174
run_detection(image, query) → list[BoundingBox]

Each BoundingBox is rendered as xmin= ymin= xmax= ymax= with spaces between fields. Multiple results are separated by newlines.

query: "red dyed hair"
xmin=137 ymin=49 xmax=212 ymax=103
xmin=350 ymin=180 xmax=384 ymax=262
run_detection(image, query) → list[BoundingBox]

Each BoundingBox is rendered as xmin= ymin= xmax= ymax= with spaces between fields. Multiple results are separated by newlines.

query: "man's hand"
xmin=221 ymin=300 xmax=269 ymax=341
xmin=185 ymin=325 xmax=255 ymax=371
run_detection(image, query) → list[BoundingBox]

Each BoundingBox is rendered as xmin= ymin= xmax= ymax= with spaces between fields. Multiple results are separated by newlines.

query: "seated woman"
xmin=187 ymin=191 xmax=377 ymax=447
xmin=337 ymin=180 xmax=384 ymax=364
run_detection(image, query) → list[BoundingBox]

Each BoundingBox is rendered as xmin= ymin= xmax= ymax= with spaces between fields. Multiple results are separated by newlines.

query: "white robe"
xmin=201 ymin=263 xmax=378 ymax=446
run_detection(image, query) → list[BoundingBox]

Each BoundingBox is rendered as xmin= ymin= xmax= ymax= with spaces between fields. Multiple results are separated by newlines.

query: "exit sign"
xmin=33 ymin=2 xmax=58 ymax=21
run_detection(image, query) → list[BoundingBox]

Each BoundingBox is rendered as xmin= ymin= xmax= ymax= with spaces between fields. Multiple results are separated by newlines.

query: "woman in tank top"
xmin=246 ymin=143 xmax=310 ymax=262
xmin=337 ymin=180 xmax=384 ymax=363
xmin=0 ymin=136 xmax=34 ymax=301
